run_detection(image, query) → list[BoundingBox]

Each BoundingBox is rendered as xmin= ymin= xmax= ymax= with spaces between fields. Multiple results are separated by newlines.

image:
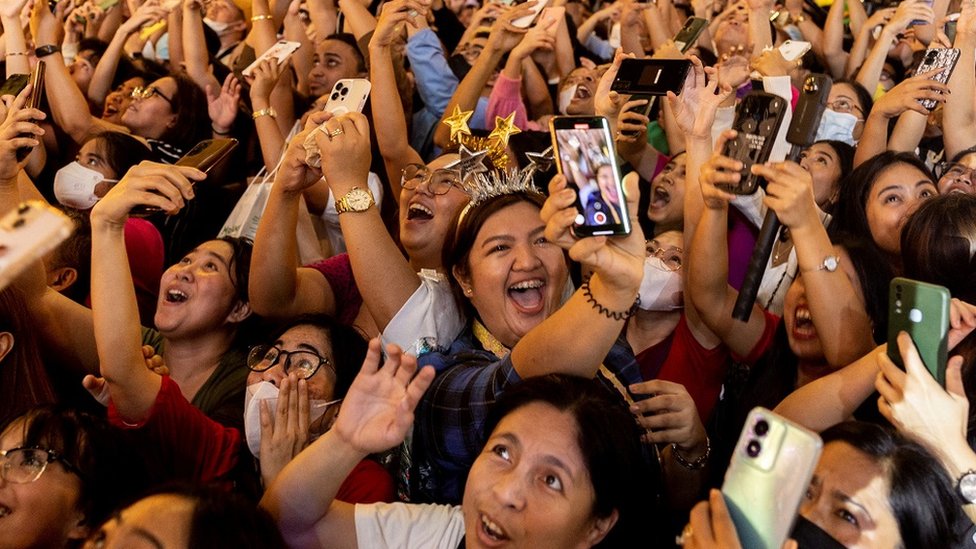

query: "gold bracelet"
xmin=252 ymin=107 xmax=277 ymax=120
xmin=5 ymin=52 xmax=27 ymax=57
xmin=251 ymin=14 xmax=273 ymax=22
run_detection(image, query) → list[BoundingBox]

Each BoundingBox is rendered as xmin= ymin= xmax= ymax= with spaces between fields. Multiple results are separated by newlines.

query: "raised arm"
xmin=260 ymin=339 xmax=434 ymax=549
xmin=855 ymin=0 xmax=933 ymax=97
xmin=1 ymin=0 xmax=31 ymax=76
xmin=89 ymin=4 xmax=168 ymax=107
xmin=336 ymin=0 xmax=377 ymax=41
xmin=182 ymin=0 xmax=221 ymax=92
xmin=944 ymin=0 xmax=976 ymax=158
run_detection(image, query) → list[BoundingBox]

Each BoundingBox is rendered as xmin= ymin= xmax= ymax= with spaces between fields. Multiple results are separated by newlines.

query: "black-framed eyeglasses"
xmin=401 ymin=163 xmax=462 ymax=195
xmin=0 ymin=447 xmax=79 ymax=484
xmin=131 ymin=86 xmax=174 ymax=108
xmin=646 ymin=240 xmax=683 ymax=271
xmin=937 ymin=161 xmax=976 ymax=181
xmin=247 ymin=345 xmax=334 ymax=380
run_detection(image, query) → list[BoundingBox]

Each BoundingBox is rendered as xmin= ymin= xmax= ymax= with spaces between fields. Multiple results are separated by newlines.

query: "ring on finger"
xmin=330 ymin=127 xmax=344 ymax=137
xmin=676 ymin=523 xmax=694 ymax=545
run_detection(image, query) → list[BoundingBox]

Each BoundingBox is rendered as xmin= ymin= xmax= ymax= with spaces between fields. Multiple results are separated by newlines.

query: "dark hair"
xmin=820 ymin=422 xmax=964 ymax=548
xmin=214 ymin=236 xmax=253 ymax=304
xmin=268 ymin=314 xmax=369 ymax=398
xmin=830 ymin=151 xmax=934 ymax=255
xmin=324 ymin=33 xmax=367 ymax=74
xmin=157 ymin=73 xmax=211 ymax=148
xmin=901 ymin=193 xmax=976 ymax=303
xmin=85 ymin=131 xmax=152 ymax=179
xmin=831 ymin=78 xmax=874 ymax=117
xmin=809 ymin=140 xmax=854 ymax=214
xmin=442 ymin=192 xmax=550 ymax=320
xmin=46 ymin=209 xmax=92 ymax=304
xmin=483 ymin=375 xmax=653 ymax=548
xmin=0 ymin=289 xmax=56 ymax=426
xmin=77 ymin=38 xmax=109 ymax=70
xmin=950 ymin=146 xmax=976 ymax=165
xmin=1 ymin=407 xmax=147 ymax=533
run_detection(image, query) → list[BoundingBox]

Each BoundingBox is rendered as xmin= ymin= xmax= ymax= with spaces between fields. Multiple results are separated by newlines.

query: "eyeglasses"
xmin=401 ymin=164 xmax=462 ymax=195
xmin=646 ymin=240 xmax=682 ymax=271
xmin=0 ymin=447 xmax=79 ymax=484
xmin=247 ymin=345 xmax=334 ymax=380
xmin=130 ymin=86 xmax=174 ymax=107
xmin=826 ymin=98 xmax=863 ymax=117
xmin=938 ymin=162 xmax=976 ymax=181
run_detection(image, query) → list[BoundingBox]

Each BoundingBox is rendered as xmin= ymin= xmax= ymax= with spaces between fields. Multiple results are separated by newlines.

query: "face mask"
xmin=790 ymin=515 xmax=846 ymax=549
xmin=204 ymin=18 xmax=231 ymax=35
xmin=558 ymin=84 xmax=578 ymax=115
xmin=815 ymin=109 xmax=859 ymax=146
xmin=638 ymin=257 xmax=683 ymax=311
xmin=53 ymin=162 xmax=114 ymax=210
xmin=243 ymin=381 xmax=342 ymax=458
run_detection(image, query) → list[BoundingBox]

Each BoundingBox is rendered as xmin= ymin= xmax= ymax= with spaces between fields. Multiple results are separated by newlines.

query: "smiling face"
xmin=246 ymin=324 xmax=337 ymax=401
xmin=561 ymin=68 xmax=597 ymax=115
xmin=102 ymin=77 xmax=145 ymax=124
xmin=120 ymin=77 xmax=178 ymax=140
xmin=596 ymin=166 xmax=619 ymax=206
xmin=938 ymin=152 xmax=976 ymax=195
xmin=865 ymin=163 xmax=936 ymax=258
xmin=461 ymin=402 xmax=613 ymax=549
xmin=646 ymin=154 xmax=687 ymax=228
xmin=799 ymin=442 xmax=901 ymax=549
xmin=454 ymin=201 xmax=568 ymax=349
xmin=155 ymin=240 xmax=247 ymax=339
xmin=84 ymin=494 xmax=194 ymax=549
xmin=398 ymin=154 xmax=470 ymax=269
xmin=799 ymin=143 xmax=843 ymax=208
xmin=0 ymin=419 xmax=87 ymax=549
xmin=308 ymin=39 xmax=366 ymax=98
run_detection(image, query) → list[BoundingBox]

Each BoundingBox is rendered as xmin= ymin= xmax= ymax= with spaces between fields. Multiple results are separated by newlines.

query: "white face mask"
xmin=53 ymin=161 xmax=115 ymax=210
xmin=815 ymin=109 xmax=859 ymax=146
xmin=243 ymin=381 xmax=341 ymax=458
xmin=638 ymin=257 xmax=683 ymax=311
xmin=204 ymin=17 xmax=231 ymax=35
xmin=558 ymin=84 xmax=578 ymax=115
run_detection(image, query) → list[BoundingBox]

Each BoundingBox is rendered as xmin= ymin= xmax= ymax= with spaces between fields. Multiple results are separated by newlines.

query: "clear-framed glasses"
xmin=130 ymin=86 xmax=174 ymax=107
xmin=826 ymin=98 xmax=863 ymax=117
xmin=401 ymin=163 xmax=462 ymax=195
xmin=247 ymin=345 xmax=334 ymax=380
xmin=645 ymin=240 xmax=683 ymax=271
xmin=938 ymin=161 xmax=976 ymax=181
xmin=0 ymin=447 xmax=78 ymax=484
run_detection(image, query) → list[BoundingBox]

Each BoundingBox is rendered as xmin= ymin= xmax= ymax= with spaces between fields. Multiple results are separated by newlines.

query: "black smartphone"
xmin=0 ymin=74 xmax=29 ymax=98
xmin=16 ymin=62 xmax=46 ymax=162
xmin=720 ymin=92 xmax=788 ymax=194
xmin=131 ymin=138 xmax=238 ymax=217
xmin=611 ymin=58 xmax=692 ymax=96
xmin=913 ymin=48 xmax=960 ymax=110
xmin=673 ymin=16 xmax=708 ymax=52
xmin=550 ymin=116 xmax=630 ymax=237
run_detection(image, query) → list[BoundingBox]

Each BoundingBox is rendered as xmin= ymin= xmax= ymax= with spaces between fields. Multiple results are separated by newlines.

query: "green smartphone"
xmin=722 ymin=408 xmax=823 ymax=549
xmin=887 ymin=277 xmax=950 ymax=386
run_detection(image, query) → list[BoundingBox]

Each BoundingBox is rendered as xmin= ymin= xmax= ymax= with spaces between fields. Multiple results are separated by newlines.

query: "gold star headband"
xmin=442 ymin=105 xmax=520 ymax=173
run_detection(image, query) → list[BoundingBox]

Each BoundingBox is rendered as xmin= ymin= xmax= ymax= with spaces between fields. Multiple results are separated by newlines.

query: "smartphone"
xmin=242 ymin=40 xmax=302 ymax=78
xmin=131 ymin=139 xmax=238 ymax=217
xmin=720 ymin=92 xmax=788 ymax=194
xmin=511 ymin=0 xmax=549 ymax=28
xmin=722 ymin=407 xmax=823 ymax=549
xmin=673 ymin=16 xmax=708 ymax=52
xmin=550 ymin=116 xmax=631 ymax=237
xmin=16 ymin=62 xmax=46 ymax=162
xmin=913 ymin=47 xmax=960 ymax=110
xmin=0 ymin=202 xmax=74 ymax=292
xmin=537 ymin=6 xmax=565 ymax=35
xmin=0 ymin=75 xmax=29 ymax=98
xmin=611 ymin=58 xmax=692 ymax=96
xmin=887 ymin=277 xmax=950 ymax=386
xmin=323 ymin=78 xmax=371 ymax=116
xmin=946 ymin=17 xmax=959 ymax=44
xmin=778 ymin=39 xmax=811 ymax=62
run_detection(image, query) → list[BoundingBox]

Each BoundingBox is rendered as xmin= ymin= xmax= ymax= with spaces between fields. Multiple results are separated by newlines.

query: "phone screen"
xmin=550 ymin=117 xmax=630 ymax=237
xmin=611 ymin=59 xmax=691 ymax=96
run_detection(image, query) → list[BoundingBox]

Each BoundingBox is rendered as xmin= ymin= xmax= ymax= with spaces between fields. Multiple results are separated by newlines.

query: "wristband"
xmin=581 ymin=275 xmax=640 ymax=321
xmin=35 ymin=45 xmax=61 ymax=58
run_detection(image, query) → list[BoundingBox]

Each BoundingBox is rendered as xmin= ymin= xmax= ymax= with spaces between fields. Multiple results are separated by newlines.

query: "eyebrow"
xmin=832 ymin=490 xmax=873 ymax=524
xmin=492 ymin=433 xmax=577 ymax=482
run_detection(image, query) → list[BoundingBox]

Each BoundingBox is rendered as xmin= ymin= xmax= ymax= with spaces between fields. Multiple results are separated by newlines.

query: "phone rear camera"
xmin=331 ymin=92 xmax=339 ymax=100
xmin=754 ymin=419 xmax=770 ymax=437
xmin=746 ymin=439 xmax=762 ymax=458
xmin=341 ymin=87 xmax=349 ymax=96
xmin=926 ymin=51 xmax=937 ymax=62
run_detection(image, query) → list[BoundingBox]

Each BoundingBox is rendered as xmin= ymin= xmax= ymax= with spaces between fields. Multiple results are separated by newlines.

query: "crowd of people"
xmin=3 ymin=0 xmax=976 ymax=546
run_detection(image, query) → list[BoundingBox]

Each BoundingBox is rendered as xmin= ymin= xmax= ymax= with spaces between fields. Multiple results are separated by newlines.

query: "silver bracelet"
xmin=672 ymin=436 xmax=710 ymax=470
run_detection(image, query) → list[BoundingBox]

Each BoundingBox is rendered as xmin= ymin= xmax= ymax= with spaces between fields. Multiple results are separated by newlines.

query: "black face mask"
xmin=791 ymin=515 xmax=847 ymax=549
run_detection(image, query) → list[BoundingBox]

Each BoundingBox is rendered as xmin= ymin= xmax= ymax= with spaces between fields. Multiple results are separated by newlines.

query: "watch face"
xmin=961 ymin=473 xmax=976 ymax=502
xmin=348 ymin=190 xmax=372 ymax=210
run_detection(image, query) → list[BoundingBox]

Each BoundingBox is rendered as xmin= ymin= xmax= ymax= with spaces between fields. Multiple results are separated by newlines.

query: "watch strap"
xmin=35 ymin=45 xmax=61 ymax=58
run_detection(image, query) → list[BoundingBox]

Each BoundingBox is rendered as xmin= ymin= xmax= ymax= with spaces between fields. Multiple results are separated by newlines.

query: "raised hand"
xmin=247 ymin=58 xmax=287 ymax=102
xmin=485 ymin=2 xmax=533 ymax=54
xmin=594 ymin=49 xmax=635 ymax=121
xmin=274 ymin=110 xmax=331 ymax=194
xmin=629 ymin=379 xmax=708 ymax=455
xmin=119 ymin=1 xmax=169 ymax=34
xmin=871 ymin=68 xmax=950 ymax=118
xmin=90 ymin=161 xmax=202 ymax=226
xmin=371 ymin=0 xmax=430 ymax=49
xmin=260 ymin=373 xmax=312 ymax=484
xmin=697 ymin=130 xmax=743 ymax=209
xmin=311 ymin=111 xmax=372 ymax=191
xmin=752 ymin=160 xmax=820 ymax=230
xmin=207 ymin=74 xmax=242 ymax=134
xmin=667 ymin=55 xmax=733 ymax=140
xmin=0 ymin=0 xmax=30 ymax=20
xmin=333 ymin=339 xmax=435 ymax=455
xmin=0 ymin=85 xmax=45 ymax=183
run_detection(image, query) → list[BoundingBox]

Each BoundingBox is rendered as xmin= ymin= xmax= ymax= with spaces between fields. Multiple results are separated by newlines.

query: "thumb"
xmin=947 ymin=355 xmax=966 ymax=398
xmin=205 ymin=84 xmax=218 ymax=102
xmin=621 ymin=171 xmax=640 ymax=217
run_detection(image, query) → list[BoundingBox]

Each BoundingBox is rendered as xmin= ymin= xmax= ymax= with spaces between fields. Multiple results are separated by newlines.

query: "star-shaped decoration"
xmin=488 ymin=112 xmax=521 ymax=147
xmin=442 ymin=105 xmax=473 ymax=143
xmin=525 ymin=145 xmax=554 ymax=173
xmin=446 ymin=143 xmax=489 ymax=182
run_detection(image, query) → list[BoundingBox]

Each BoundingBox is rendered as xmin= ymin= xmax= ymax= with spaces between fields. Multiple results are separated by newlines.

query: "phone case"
xmin=611 ymin=59 xmax=692 ymax=96
xmin=722 ymin=92 xmax=788 ymax=194
xmin=673 ymin=16 xmax=708 ymax=52
xmin=778 ymin=40 xmax=811 ymax=62
xmin=242 ymin=40 xmax=302 ymax=78
xmin=550 ymin=116 xmax=630 ymax=237
xmin=16 ymin=63 xmax=45 ymax=162
xmin=131 ymin=139 xmax=238 ymax=217
xmin=913 ymin=48 xmax=960 ymax=110
xmin=887 ymin=277 xmax=950 ymax=386
xmin=722 ymin=408 xmax=823 ymax=549
xmin=323 ymin=79 xmax=371 ymax=116
xmin=0 ymin=74 xmax=29 ymax=98
xmin=0 ymin=202 xmax=74 ymax=293
xmin=511 ymin=0 xmax=549 ymax=28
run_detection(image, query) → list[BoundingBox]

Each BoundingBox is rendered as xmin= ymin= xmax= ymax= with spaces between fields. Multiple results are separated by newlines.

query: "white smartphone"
xmin=0 ymin=202 xmax=74 ymax=292
xmin=242 ymin=40 xmax=302 ymax=78
xmin=722 ymin=407 xmax=823 ymax=549
xmin=511 ymin=0 xmax=549 ymax=29
xmin=778 ymin=39 xmax=811 ymax=62
xmin=322 ymin=78 xmax=371 ymax=116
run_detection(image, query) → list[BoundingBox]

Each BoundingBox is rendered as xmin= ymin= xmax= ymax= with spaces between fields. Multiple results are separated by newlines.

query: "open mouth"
xmin=792 ymin=306 xmax=817 ymax=339
xmin=508 ymin=279 xmax=545 ymax=313
xmin=650 ymin=184 xmax=671 ymax=209
xmin=0 ymin=505 xmax=10 ymax=518
xmin=164 ymin=289 xmax=189 ymax=303
xmin=945 ymin=180 xmax=973 ymax=195
xmin=574 ymin=86 xmax=592 ymax=101
xmin=407 ymin=203 xmax=434 ymax=221
xmin=480 ymin=514 xmax=509 ymax=543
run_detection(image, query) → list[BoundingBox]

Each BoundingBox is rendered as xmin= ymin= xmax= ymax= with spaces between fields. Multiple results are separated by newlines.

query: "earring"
xmin=464 ymin=288 xmax=473 ymax=296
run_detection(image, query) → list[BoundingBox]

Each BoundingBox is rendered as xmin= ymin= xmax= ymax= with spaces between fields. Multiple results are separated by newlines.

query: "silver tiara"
xmin=462 ymin=167 xmax=541 ymax=206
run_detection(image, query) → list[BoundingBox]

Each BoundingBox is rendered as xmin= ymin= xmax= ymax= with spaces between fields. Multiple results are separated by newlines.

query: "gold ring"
xmin=676 ymin=523 xmax=693 ymax=545
xmin=330 ymin=128 xmax=344 ymax=137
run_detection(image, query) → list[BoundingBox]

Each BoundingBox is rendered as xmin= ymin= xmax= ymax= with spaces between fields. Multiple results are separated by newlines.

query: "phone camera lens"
xmin=746 ymin=439 xmax=762 ymax=458
xmin=331 ymin=92 xmax=339 ymax=100
xmin=754 ymin=419 xmax=769 ymax=437
xmin=341 ymin=87 xmax=349 ymax=96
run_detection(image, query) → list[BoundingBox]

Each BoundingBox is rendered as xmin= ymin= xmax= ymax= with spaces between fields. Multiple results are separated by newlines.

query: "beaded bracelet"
xmin=580 ymin=275 xmax=640 ymax=321
xmin=4 ymin=52 xmax=27 ymax=57
xmin=251 ymin=14 xmax=273 ymax=22
xmin=671 ymin=436 xmax=710 ymax=470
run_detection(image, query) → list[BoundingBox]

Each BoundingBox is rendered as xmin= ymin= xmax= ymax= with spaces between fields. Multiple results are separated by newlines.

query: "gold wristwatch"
xmin=334 ymin=186 xmax=375 ymax=214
